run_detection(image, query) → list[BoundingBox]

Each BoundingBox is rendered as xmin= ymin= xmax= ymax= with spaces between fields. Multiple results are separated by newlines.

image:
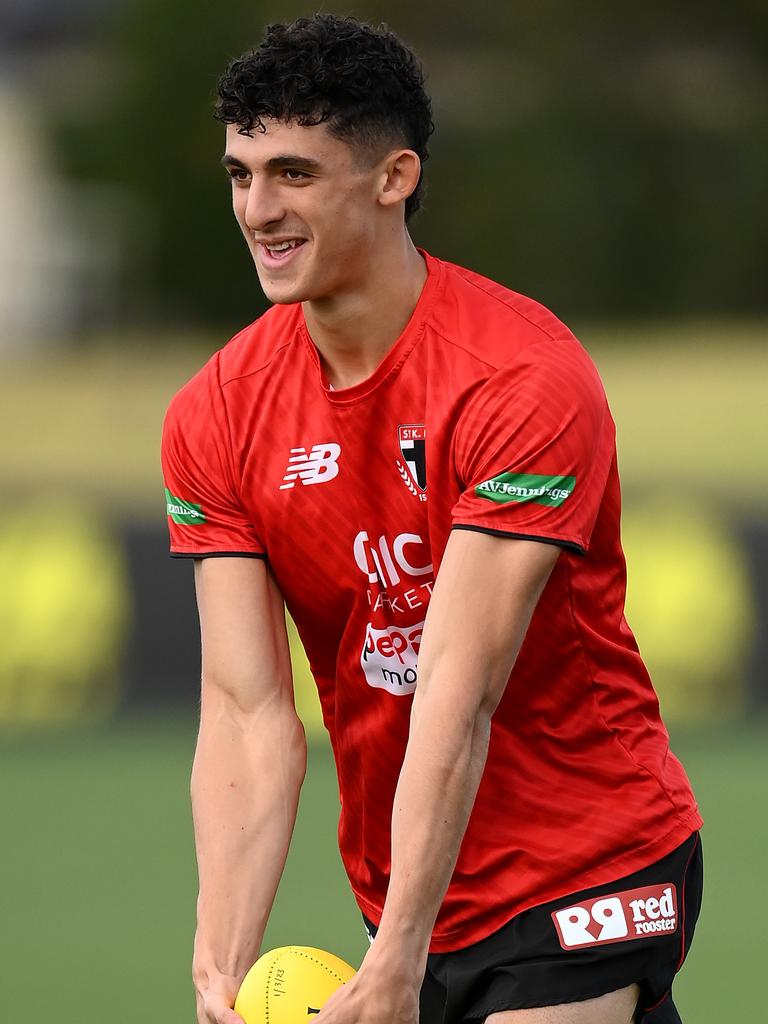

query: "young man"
xmin=162 ymin=15 xmax=702 ymax=1024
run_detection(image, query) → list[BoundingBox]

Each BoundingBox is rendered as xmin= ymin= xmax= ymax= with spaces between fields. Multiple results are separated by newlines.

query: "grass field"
xmin=1 ymin=715 xmax=764 ymax=1022
xmin=0 ymin=320 xmax=764 ymax=1020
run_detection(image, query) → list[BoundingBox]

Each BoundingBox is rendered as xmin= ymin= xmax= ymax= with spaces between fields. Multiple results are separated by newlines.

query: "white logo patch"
xmin=552 ymin=883 xmax=678 ymax=949
xmin=360 ymin=621 xmax=423 ymax=695
xmin=353 ymin=531 xmax=433 ymax=588
xmin=280 ymin=443 xmax=341 ymax=489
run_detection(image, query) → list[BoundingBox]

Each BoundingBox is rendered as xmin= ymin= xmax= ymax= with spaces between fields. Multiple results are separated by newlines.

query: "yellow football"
xmin=235 ymin=946 xmax=356 ymax=1024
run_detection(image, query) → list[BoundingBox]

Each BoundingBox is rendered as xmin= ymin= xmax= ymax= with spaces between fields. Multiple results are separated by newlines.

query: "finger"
xmin=217 ymin=1012 xmax=246 ymax=1024
xmin=202 ymin=994 xmax=247 ymax=1024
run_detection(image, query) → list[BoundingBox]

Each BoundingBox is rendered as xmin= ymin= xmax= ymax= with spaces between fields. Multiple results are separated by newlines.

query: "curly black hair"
xmin=216 ymin=14 xmax=434 ymax=220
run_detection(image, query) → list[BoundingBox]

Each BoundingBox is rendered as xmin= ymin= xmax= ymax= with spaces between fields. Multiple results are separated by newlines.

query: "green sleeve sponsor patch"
xmin=165 ymin=487 xmax=206 ymax=525
xmin=475 ymin=473 xmax=575 ymax=507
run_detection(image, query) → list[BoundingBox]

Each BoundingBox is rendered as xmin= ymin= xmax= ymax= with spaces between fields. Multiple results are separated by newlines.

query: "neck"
xmin=302 ymin=232 xmax=428 ymax=390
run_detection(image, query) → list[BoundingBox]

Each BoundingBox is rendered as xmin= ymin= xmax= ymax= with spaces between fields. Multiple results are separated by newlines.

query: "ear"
xmin=377 ymin=149 xmax=421 ymax=210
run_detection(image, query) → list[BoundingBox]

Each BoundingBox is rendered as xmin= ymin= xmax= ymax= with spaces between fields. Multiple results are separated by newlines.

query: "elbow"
xmin=194 ymin=688 xmax=308 ymax=791
xmin=263 ymin=709 xmax=306 ymax=827
xmin=259 ymin=701 xmax=307 ymax=793
xmin=413 ymin=662 xmax=499 ymax=736
xmin=477 ymin=682 xmax=505 ymax=721
xmin=286 ymin=710 xmax=308 ymax=788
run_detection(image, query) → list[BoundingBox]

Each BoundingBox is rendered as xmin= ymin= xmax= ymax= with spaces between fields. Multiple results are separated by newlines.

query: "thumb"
xmin=206 ymin=995 xmax=247 ymax=1024
xmin=220 ymin=1013 xmax=246 ymax=1024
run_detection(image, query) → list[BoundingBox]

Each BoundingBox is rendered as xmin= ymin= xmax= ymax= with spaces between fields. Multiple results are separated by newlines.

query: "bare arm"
xmin=319 ymin=530 xmax=560 ymax=1024
xmin=191 ymin=557 xmax=307 ymax=1024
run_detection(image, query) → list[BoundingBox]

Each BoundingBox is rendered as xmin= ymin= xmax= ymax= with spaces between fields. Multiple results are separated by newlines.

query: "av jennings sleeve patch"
xmin=165 ymin=488 xmax=206 ymax=526
xmin=475 ymin=473 xmax=575 ymax=508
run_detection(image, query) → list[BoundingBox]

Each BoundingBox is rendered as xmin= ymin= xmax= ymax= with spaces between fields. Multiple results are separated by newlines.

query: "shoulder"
xmin=217 ymin=302 xmax=302 ymax=386
xmin=427 ymin=260 xmax=610 ymax=435
xmin=428 ymin=254 xmax=587 ymax=371
xmin=165 ymin=302 xmax=302 ymax=426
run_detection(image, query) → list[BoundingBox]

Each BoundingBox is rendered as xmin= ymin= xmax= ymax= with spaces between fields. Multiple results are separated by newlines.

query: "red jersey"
xmin=162 ymin=251 xmax=701 ymax=952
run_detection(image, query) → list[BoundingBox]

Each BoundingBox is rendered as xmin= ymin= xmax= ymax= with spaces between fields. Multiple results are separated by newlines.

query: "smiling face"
xmin=223 ymin=119 xmax=411 ymax=306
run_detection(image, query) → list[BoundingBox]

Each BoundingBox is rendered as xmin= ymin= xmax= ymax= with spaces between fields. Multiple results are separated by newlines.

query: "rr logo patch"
xmin=552 ymin=883 xmax=678 ymax=949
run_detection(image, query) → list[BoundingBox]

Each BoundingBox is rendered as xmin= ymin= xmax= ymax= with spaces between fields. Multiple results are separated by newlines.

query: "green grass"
xmin=0 ymin=715 xmax=764 ymax=1021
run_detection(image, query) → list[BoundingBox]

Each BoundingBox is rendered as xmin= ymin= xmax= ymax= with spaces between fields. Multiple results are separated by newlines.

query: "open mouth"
xmin=258 ymin=238 xmax=307 ymax=267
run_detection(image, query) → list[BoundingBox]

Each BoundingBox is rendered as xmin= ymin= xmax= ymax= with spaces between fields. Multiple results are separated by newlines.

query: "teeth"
xmin=266 ymin=240 xmax=300 ymax=252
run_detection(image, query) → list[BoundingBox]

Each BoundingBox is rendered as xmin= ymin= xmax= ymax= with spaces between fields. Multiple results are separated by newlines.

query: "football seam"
xmin=264 ymin=947 xmax=348 ymax=1023
xmin=290 ymin=948 xmax=346 ymax=985
xmin=265 ymin=952 xmax=279 ymax=1024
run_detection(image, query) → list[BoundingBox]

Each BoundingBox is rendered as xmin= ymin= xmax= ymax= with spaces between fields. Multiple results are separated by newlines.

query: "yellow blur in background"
xmin=291 ymin=496 xmax=758 ymax=730
xmin=0 ymin=8 xmax=765 ymax=1022
xmin=0 ymin=498 xmax=129 ymax=725
xmin=622 ymin=497 xmax=754 ymax=722
xmin=0 ymin=489 xmax=756 ymax=731
xmin=0 ymin=332 xmax=762 ymax=731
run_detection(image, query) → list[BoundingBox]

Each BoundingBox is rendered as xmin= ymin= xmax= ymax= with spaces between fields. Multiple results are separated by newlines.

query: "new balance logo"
xmin=280 ymin=443 xmax=341 ymax=489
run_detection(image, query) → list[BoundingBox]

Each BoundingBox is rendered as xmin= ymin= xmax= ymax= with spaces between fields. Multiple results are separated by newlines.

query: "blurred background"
xmin=0 ymin=1 xmax=765 ymax=1020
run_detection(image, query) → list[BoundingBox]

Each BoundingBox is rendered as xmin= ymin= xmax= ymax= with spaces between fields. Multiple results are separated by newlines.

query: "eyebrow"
xmin=220 ymin=153 xmax=323 ymax=172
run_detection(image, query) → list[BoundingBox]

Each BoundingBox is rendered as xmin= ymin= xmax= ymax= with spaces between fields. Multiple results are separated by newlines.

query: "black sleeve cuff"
xmin=170 ymin=550 xmax=267 ymax=560
xmin=451 ymin=523 xmax=586 ymax=556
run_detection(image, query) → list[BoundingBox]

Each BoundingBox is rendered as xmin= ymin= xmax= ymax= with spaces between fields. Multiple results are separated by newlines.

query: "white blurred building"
xmin=0 ymin=0 xmax=143 ymax=351
xmin=0 ymin=86 xmax=140 ymax=350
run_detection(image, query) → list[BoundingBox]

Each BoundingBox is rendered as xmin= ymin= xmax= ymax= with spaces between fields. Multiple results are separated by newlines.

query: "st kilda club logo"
xmin=396 ymin=425 xmax=427 ymax=502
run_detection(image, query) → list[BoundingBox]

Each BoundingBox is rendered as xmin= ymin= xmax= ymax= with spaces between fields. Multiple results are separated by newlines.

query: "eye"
xmin=283 ymin=168 xmax=310 ymax=182
xmin=227 ymin=168 xmax=250 ymax=185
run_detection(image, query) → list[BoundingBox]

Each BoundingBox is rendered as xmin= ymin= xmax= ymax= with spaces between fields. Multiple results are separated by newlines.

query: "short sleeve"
xmin=451 ymin=340 xmax=615 ymax=555
xmin=161 ymin=356 xmax=265 ymax=559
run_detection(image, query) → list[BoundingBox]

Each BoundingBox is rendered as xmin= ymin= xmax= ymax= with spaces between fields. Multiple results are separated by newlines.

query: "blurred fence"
xmin=130 ymin=508 xmax=765 ymax=729
xmin=0 ymin=505 xmax=764 ymax=730
xmin=0 ymin=332 xmax=764 ymax=731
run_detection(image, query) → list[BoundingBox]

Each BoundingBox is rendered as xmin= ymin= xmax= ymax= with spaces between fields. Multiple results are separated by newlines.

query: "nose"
xmin=243 ymin=174 xmax=285 ymax=232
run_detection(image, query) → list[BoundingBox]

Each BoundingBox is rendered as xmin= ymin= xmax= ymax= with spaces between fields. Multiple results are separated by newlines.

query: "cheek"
xmin=232 ymin=192 xmax=249 ymax=231
xmin=318 ymin=191 xmax=372 ymax=248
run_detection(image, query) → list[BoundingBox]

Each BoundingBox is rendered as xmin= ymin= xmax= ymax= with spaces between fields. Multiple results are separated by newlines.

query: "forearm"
xmin=371 ymin=537 xmax=558 ymax=967
xmin=373 ymin=678 xmax=492 ymax=967
xmin=192 ymin=697 xmax=307 ymax=990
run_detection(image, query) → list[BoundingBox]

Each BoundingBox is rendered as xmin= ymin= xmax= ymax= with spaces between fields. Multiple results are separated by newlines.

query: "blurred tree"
xmin=48 ymin=0 xmax=768 ymax=330
xmin=52 ymin=0 xmax=273 ymax=329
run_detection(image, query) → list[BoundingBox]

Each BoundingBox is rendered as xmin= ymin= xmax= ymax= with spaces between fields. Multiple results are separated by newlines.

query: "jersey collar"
xmin=299 ymin=249 xmax=443 ymax=406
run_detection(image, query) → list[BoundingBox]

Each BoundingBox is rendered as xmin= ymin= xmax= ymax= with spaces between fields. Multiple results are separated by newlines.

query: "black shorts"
xmin=364 ymin=832 xmax=702 ymax=1023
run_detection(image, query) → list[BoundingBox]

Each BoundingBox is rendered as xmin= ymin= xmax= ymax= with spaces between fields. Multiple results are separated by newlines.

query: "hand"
xmin=195 ymin=972 xmax=246 ymax=1024
xmin=315 ymin=948 xmax=424 ymax=1024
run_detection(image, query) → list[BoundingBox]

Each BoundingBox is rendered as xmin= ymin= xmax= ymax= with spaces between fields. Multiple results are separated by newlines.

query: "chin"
xmin=255 ymin=272 xmax=309 ymax=306
xmin=260 ymin=287 xmax=301 ymax=305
